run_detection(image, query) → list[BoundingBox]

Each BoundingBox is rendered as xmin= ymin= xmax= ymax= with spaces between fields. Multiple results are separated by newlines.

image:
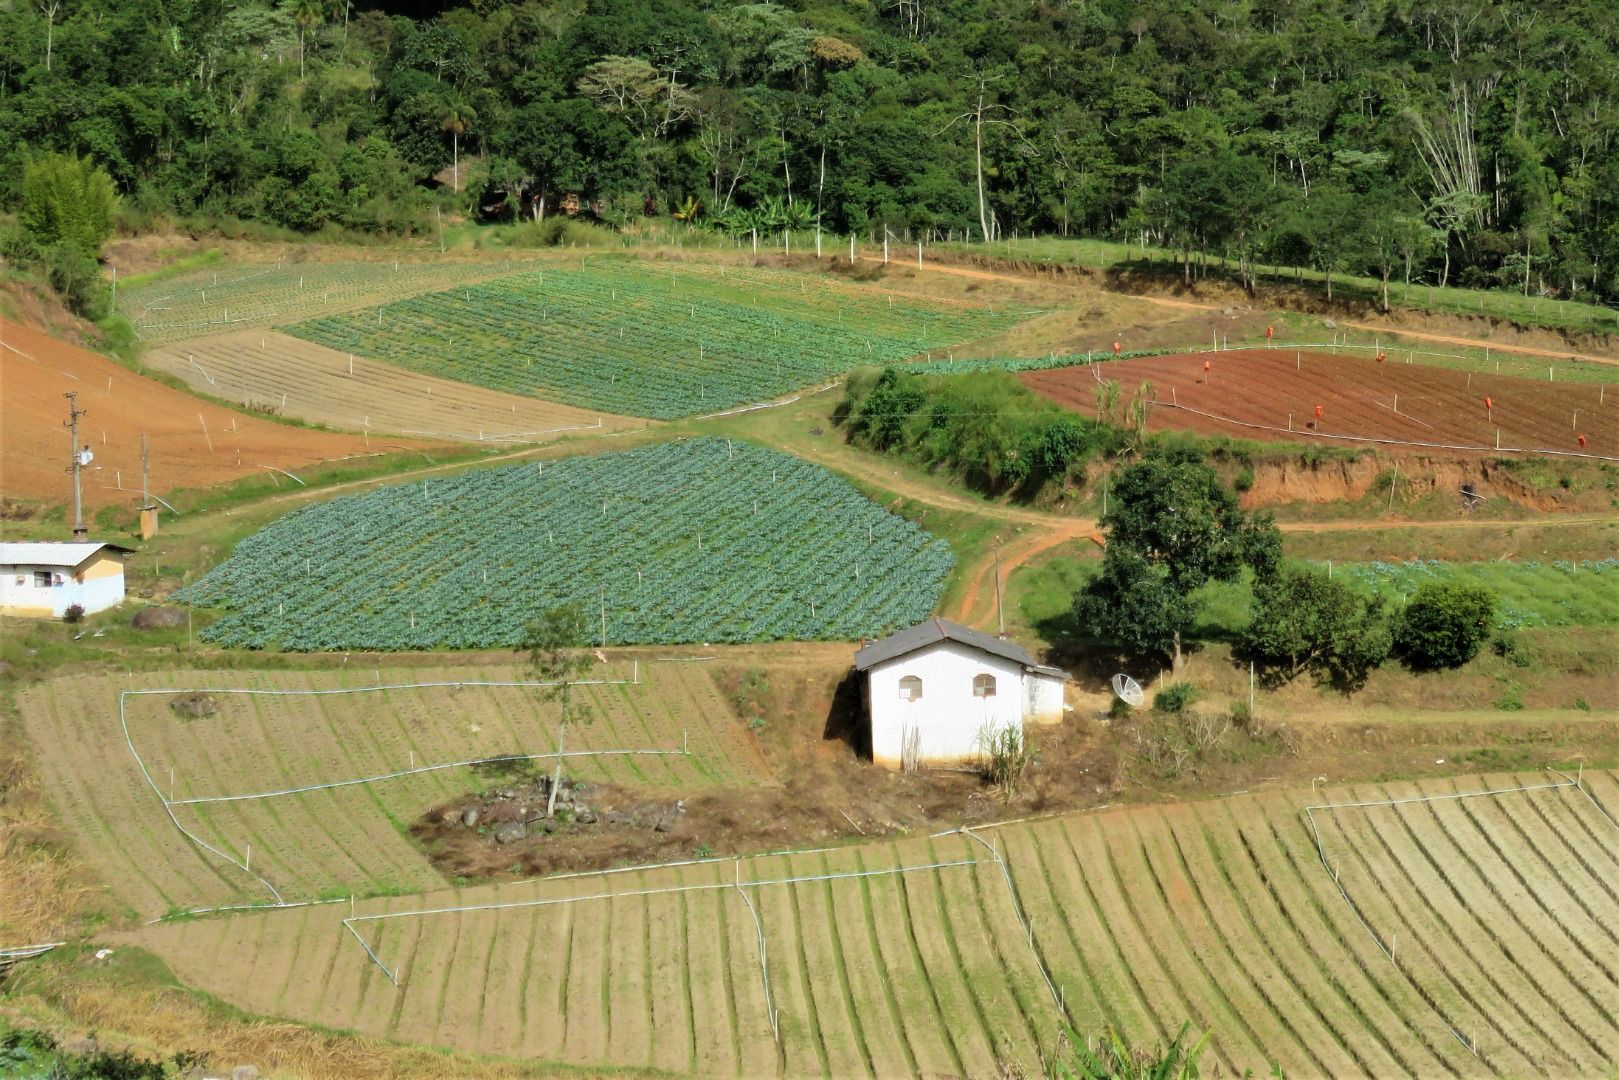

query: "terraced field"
xmin=141 ymin=330 xmax=639 ymax=440
xmin=284 ymin=260 xmax=1018 ymax=417
xmin=19 ymin=664 xmax=769 ymax=915
xmin=118 ymin=772 xmax=1619 ymax=1076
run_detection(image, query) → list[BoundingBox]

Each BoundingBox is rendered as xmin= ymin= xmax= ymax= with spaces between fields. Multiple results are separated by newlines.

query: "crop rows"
xmin=177 ymin=438 xmax=953 ymax=651
xmin=283 ymin=261 xmax=1012 ymax=417
xmin=131 ymin=834 xmax=1057 ymax=1073
xmin=106 ymin=772 xmax=1619 ymax=1074
xmin=1337 ymin=559 xmax=1619 ymax=629
xmin=122 ymin=258 xmax=546 ymax=345
xmin=19 ymin=666 xmax=770 ymax=914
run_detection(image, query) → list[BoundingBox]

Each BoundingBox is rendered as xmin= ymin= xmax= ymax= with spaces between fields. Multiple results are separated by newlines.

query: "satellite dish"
xmin=1110 ymin=673 xmax=1144 ymax=708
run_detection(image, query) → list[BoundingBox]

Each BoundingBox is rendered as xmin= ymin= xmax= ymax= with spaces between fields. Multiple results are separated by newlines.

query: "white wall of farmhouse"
xmin=866 ymin=640 xmax=1024 ymax=768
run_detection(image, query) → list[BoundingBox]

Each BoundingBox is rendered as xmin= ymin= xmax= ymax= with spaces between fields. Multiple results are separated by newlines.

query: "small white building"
xmin=0 ymin=542 xmax=133 ymax=618
xmin=854 ymin=618 xmax=1068 ymax=769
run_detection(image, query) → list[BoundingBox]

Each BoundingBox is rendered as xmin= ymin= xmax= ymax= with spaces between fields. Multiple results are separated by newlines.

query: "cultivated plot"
xmin=19 ymin=664 xmax=769 ymax=915
xmin=106 ymin=771 xmax=1619 ymax=1076
xmin=120 ymin=258 xmax=547 ymax=345
xmin=1023 ymin=348 xmax=1619 ymax=457
xmin=140 ymin=331 xmax=642 ymax=440
xmin=177 ymin=438 xmax=954 ymax=650
xmin=128 ymin=832 xmax=1060 ymax=1075
xmin=284 ymin=260 xmax=1018 ymax=417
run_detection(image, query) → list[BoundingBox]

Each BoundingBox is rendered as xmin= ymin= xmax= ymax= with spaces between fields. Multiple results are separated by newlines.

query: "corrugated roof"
xmin=0 ymin=541 xmax=133 ymax=567
xmin=853 ymin=617 xmax=1046 ymax=671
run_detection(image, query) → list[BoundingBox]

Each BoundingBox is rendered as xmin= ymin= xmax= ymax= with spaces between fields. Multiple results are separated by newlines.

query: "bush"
xmin=20 ymin=152 xmax=119 ymax=258
xmin=62 ymin=603 xmax=85 ymax=624
xmin=1394 ymin=581 xmax=1497 ymax=670
xmin=977 ymin=723 xmax=1034 ymax=801
xmin=1153 ymin=682 xmax=1199 ymax=713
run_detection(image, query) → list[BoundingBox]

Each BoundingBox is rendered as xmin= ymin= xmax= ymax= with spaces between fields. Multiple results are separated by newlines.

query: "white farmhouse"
xmin=0 ymin=542 xmax=133 ymax=618
xmin=854 ymin=618 xmax=1068 ymax=769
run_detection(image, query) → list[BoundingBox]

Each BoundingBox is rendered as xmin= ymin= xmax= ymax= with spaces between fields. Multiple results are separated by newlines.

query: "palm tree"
xmin=441 ymin=100 xmax=476 ymax=193
xmin=290 ymin=0 xmax=323 ymax=79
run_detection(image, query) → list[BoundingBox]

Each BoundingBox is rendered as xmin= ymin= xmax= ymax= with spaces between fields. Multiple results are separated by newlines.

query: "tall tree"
xmin=523 ymin=603 xmax=595 ymax=818
xmin=1075 ymin=449 xmax=1280 ymax=671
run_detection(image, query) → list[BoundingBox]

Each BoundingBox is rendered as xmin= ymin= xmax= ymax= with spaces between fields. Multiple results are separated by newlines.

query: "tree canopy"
xmin=1075 ymin=448 xmax=1280 ymax=670
xmin=2 ymin=1 xmax=1616 ymax=301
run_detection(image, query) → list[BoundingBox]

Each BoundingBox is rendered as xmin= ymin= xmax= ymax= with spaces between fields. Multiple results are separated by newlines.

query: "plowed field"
xmin=0 ymin=319 xmax=415 ymax=506
xmin=18 ymin=664 xmax=770 ymax=915
xmin=1023 ymin=348 xmax=1619 ymax=457
xmin=142 ymin=331 xmax=642 ymax=439
xmin=117 ymin=771 xmax=1619 ymax=1077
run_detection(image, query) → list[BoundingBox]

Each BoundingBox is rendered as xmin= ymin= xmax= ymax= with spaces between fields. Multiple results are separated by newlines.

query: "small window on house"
xmin=33 ymin=571 xmax=52 ymax=588
xmin=973 ymin=673 xmax=997 ymax=698
xmin=898 ymin=675 xmax=923 ymax=702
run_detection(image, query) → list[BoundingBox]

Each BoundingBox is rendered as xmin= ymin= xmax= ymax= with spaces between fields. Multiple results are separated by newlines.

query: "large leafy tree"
xmin=1075 ymin=449 xmax=1280 ymax=671
xmin=1243 ymin=566 xmax=1393 ymax=690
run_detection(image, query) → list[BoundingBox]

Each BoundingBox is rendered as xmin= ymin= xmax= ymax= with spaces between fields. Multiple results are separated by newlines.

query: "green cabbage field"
xmin=177 ymin=438 xmax=953 ymax=649
xmin=283 ymin=260 xmax=1014 ymax=418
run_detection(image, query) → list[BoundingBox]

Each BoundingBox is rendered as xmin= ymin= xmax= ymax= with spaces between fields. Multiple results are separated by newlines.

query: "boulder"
xmin=169 ymin=692 xmax=217 ymax=719
xmin=132 ymin=606 xmax=187 ymax=630
xmin=232 ymin=1067 xmax=261 ymax=1080
xmin=460 ymin=807 xmax=479 ymax=828
xmin=495 ymin=822 xmax=527 ymax=844
xmin=575 ymin=806 xmax=598 ymax=825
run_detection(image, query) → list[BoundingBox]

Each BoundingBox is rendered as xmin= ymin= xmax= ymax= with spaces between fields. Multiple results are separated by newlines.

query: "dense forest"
xmin=2 ymin=0 xmax=1617 ymax=302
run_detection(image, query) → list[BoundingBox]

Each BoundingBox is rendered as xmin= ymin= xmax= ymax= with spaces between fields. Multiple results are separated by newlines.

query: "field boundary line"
xmin=1302 ymin=772 xmax=1605 ymax=1060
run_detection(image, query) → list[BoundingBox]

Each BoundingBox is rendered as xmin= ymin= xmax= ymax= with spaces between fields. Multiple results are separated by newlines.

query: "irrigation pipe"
xmin=118 ymin=690 xmax=286 ymax=907
xmin=958 ymin=827 xmax=1067 ymax=1019
xmin=0 ymin=943 xmax=64 ymax=967
xmin=1150 ymin=398 xmax=1619 ymax=462
xmin=169 ymin=747 xmax=687 ymax=805
xmin=1301 ymin=773 xmax=1586 ymax=1059
xmin=254 ymin=464 xmax=306 ymax=486
xmin=733 ymin=880 xmax=781 ymax=1044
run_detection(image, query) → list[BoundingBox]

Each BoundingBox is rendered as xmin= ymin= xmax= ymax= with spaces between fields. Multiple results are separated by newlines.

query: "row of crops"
xmin=122 ymin=258 xmax=546 ymax=344
xmin=177 ymin=438 xmax=954 ymax=650
xmin=283 ymin=259 xmax=1017 ymax=418
xmin=1337 ymin=558 xmax=1619 ymax=628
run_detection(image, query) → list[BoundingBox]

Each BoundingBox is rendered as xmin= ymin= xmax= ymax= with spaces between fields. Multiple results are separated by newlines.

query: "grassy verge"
xmin=936 ymin=236 xmax=1619 ymax=342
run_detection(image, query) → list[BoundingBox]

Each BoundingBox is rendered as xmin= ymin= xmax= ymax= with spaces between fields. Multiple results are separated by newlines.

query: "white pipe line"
xmin=170 ymin=747 xmax=686 ymax=805
xmin=733 ymin=882 xmax=780 ymax=1043
xmin=119 ymin=691 xmax=285 ymax=906
xmin=1301 ymin=774 xmax=1585 ymax=1058
xmin=120 ymin=679 xmax=638 ymax=700
xmin=959 ymin=827 xmax=1065 ymax=1016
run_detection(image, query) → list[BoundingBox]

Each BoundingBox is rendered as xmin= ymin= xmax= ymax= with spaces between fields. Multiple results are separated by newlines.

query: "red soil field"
xmin=1023 ymin=348 xmax=1619 ymax=458
xmin=2 ymin=319 xmax=434 ymax=507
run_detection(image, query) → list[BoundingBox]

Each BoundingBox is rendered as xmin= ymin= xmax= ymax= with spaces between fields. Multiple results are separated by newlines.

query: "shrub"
xmin=977 ymin=723 xmax=1034 ymax=801
xmin=62 ymin=603 xmax=85 ymax=624
xmin=1153 ymin=682 xmax=1199 ymax=713
xmin=20 ymin=152 xmax=119 ymax=258
xmin=1395 ymin=581 xmax=1497 ymax=670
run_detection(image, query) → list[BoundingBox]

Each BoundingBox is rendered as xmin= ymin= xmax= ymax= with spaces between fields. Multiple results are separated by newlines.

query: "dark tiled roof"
xmin=853 ymin=617 xmax=1042 ymax=671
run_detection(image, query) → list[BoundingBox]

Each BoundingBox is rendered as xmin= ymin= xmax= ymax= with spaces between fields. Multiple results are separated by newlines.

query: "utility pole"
xmin=65 ymin=392 xmax=88 ymax=540
xmin=994 ymin=541 xmax=1005 ymax=637
xmin=138 ymin=433 xmax=159 ymax=539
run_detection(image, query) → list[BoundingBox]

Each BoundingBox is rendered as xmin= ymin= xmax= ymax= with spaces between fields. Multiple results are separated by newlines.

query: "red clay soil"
xmin=1023 ymin=348 xmax=1619 ymax=458
xmin=1 ymin=318 xmax=429 ymax=507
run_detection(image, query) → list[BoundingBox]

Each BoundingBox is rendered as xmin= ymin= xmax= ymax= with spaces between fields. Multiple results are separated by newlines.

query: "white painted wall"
xmin=0 ymin=564 xmax=124 ymax=616
xmin=1026 ymin=671 xmax=1066 ymax=723
xmin=867 ymin=640 xmax=1025 ymax=767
